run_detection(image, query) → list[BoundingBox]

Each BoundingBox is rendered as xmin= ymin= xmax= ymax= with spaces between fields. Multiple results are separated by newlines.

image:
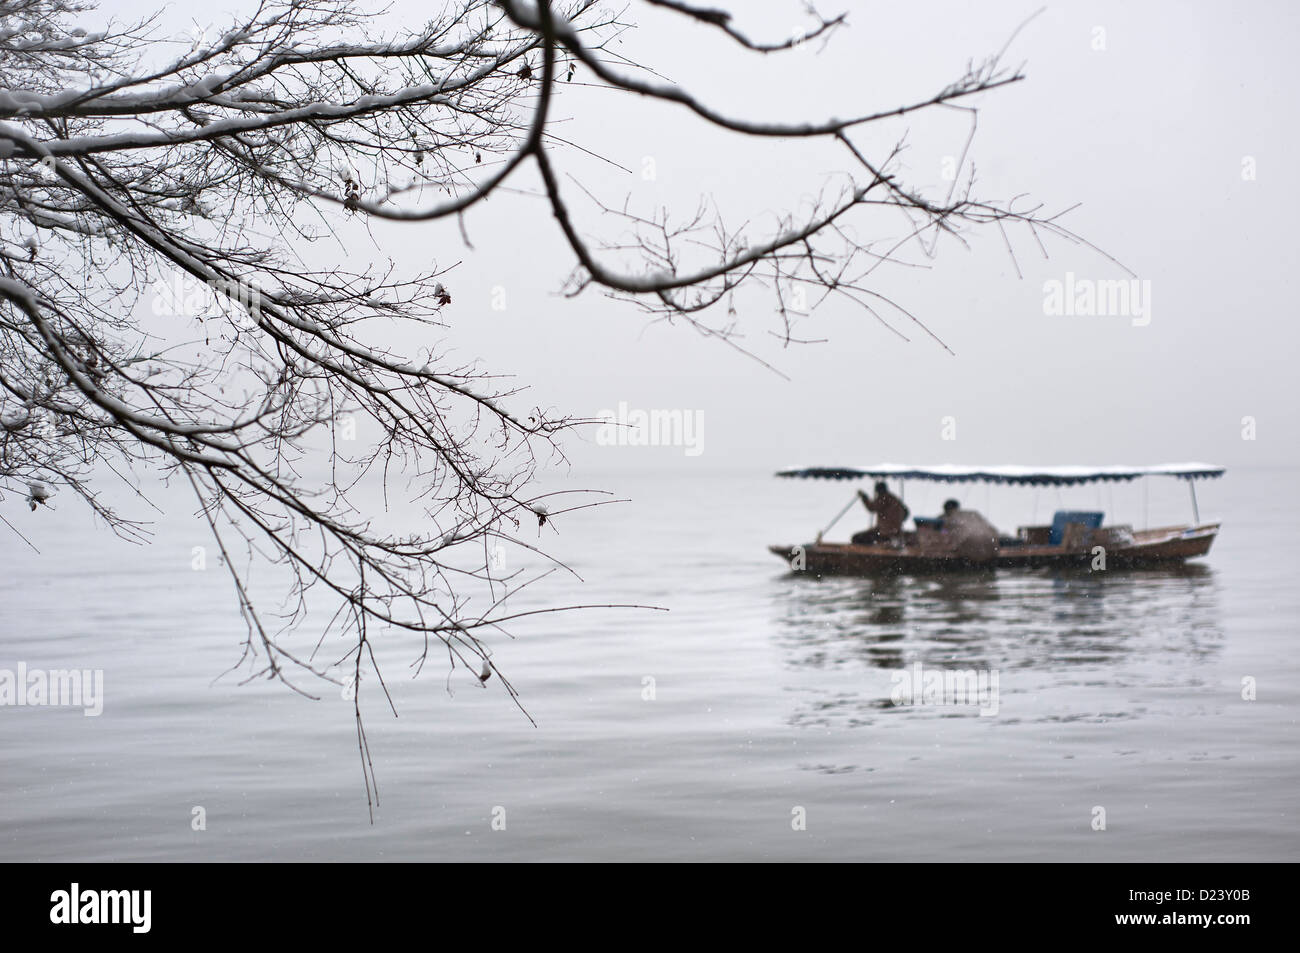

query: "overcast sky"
xmin=118 ymin=0 xmax=1300 ymax=474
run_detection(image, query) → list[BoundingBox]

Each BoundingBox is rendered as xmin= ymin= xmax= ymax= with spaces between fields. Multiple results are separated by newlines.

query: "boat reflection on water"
xmin=771 ymin=564 xmax=1224 ymax=732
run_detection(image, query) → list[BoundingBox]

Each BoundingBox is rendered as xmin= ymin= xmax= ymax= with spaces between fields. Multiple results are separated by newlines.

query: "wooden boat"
xmin=769 ymin=463 xmax=1224 ymax=576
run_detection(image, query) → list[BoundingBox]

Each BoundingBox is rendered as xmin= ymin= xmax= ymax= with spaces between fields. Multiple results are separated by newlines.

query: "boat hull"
xmin=770 ymin=523 xmax=1220 ymax=576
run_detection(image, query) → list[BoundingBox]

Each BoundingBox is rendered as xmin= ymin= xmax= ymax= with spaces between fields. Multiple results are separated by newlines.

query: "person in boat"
xmin=851 ymin=481 xmax=910 ymax=545
xmin=938 ymin=499 xmax=1000 ymax=561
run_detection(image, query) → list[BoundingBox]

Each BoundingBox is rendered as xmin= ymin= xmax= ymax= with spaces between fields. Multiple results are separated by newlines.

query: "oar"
xmin=817 ymin=492 xmax=862 ymax=543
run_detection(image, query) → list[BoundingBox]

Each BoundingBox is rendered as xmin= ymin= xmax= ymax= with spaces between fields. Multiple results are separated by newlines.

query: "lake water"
xmin=1 ymin=466 xmax=1296 ymax=861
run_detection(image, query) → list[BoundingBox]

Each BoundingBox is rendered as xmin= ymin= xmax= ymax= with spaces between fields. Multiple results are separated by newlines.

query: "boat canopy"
xmin=775 ymin=463 xmax=1226 ymax=486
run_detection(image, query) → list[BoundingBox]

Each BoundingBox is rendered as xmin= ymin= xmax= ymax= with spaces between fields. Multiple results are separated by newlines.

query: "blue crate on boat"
xmin=1049 ymin=510 xmax=1104 ymax=546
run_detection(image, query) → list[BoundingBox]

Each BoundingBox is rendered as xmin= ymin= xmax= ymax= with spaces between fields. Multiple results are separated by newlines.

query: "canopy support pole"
xmin=1189 ymin=479 xmax=1200 ymax=525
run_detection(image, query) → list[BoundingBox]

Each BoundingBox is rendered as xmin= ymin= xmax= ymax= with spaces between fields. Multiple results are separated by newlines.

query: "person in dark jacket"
xmin=851 ymin=481 xmax=909 ymax=545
